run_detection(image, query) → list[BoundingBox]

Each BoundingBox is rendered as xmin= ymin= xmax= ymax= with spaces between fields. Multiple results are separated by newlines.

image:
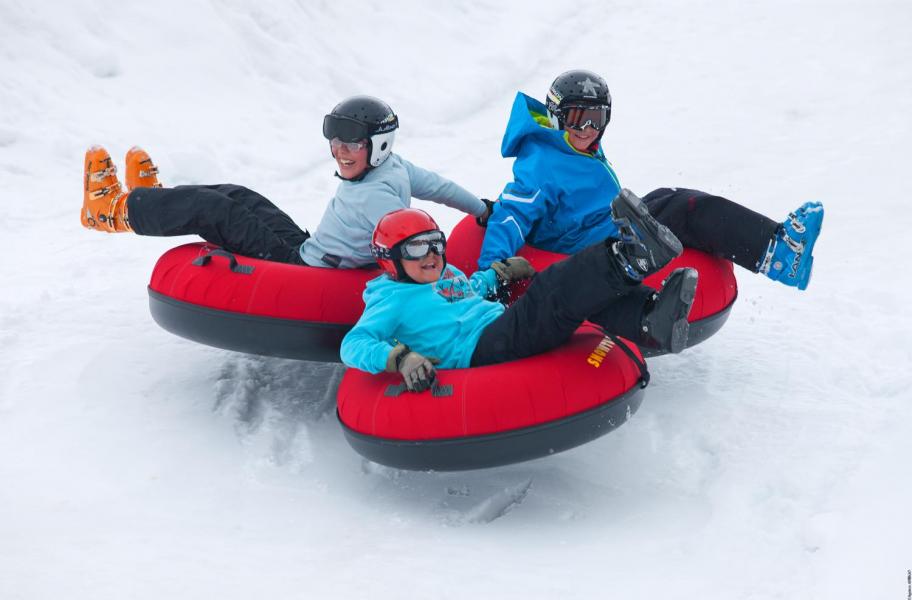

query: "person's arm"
xmin=401 ymin=158 xmax=486 ymax=217
xmin=469 ymin=258 xmax=536 ymax=302
xmin=477 ymin=180 xmax=550 ymax=270
xmin=468 ymin=268 xmax=499 ymax=298
xmin=340 ymin=296 xmax=401 ymax=374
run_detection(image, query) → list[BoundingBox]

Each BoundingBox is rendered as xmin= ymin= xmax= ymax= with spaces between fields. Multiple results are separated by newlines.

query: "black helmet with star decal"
xmin=545 ymin=70 xmax=612 ymax=134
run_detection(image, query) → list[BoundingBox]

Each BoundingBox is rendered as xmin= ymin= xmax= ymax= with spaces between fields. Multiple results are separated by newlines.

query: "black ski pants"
xmin=127 ymin=184 xmax=309 ymax=265
xmin=469 ymin=187 xmax=781 ymax=366
xmin=643 ymin=187 xmax=780 ymax=272
xmin=470 ymin=240 xmax=653 ymax=367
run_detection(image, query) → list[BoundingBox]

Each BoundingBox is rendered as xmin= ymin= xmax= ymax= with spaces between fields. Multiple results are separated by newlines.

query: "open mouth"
xmin=419 ymin=258 xmax=440 ymax=271
xmin=339 ymin=159 xmax=355 ymax=167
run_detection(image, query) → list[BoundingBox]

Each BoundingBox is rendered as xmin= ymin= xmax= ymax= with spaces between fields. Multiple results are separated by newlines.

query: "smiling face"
xmin=332 ymin=139 xmax=370 ymax=179
xmin=401 ymin=250 xmax=444 ymax=284
xmin=566 ymin=126 xmax=599 ymax=152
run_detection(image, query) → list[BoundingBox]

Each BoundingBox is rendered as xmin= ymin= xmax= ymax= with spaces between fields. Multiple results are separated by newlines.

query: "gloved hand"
xmin=475 ymin=198 xmax=496 ymax=227
xmin=385 ymin=343 xmax=440 ymax=392
xmin=490 ymin=256 xmax=536 ymax=283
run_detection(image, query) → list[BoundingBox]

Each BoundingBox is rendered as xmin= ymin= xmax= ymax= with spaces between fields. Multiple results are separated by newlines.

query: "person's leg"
xmin=209 ymin=184 xmax=310 ymax=248
xmin=470 ymin=240 xmax=644 ymax=366
xmin=643 ymin=188 xmax=779 ymax=272
xmin=127 ymin=185 xmax=306 ymax=264
xmin=587 ymin=286 xmax=657 ymax=341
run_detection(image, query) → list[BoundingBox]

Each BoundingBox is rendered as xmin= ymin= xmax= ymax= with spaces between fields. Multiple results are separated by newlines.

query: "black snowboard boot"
xmin=611 ymin=188 xmax=683 ymax=276
xmin=640 ymin=268 xmax=698 ymax=354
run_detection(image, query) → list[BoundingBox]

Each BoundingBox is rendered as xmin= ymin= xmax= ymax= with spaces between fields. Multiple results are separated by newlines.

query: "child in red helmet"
xmin=341 ymin=203 xmax=697 ymax=392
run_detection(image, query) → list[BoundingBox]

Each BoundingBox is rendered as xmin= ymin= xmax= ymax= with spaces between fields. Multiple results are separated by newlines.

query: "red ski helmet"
xmin=371 ymin=208 xmax=444 ymax=280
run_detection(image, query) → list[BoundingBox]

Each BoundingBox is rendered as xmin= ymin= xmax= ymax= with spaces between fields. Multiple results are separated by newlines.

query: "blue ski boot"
xmin=611 ymin=188 xmax=683 ymax=277
xmin=761 ymin=201 xmax=824 ymax=290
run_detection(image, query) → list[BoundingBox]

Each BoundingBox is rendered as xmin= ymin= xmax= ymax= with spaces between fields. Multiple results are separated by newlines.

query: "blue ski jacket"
xmin=340 ymin=266 xmax=503 ymax=373
xmin=478 ymin=93 xmax=623 ymax=269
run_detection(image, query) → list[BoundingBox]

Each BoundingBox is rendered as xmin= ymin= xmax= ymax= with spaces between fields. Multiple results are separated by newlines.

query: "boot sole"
xmin=667 ymin=269 xmax=698 ymax=353
xmin=612 ymin=189 xmax=683 ymax=268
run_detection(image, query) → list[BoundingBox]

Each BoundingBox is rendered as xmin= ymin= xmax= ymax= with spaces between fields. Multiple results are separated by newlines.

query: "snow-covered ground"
xmin=1 ymin=1 xmax=910 ymax=598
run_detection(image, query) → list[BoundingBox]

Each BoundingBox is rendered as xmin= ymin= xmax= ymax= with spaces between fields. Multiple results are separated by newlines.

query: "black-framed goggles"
xmin=323 ymin=113 xmax=398 ymax=143
xmin=380 ymin=230 xmax=447 ymax=261
xmin=323 ymin=115 xmax=371 ymax=143
xmin=562 ymin=104 xmax=610 ymax=132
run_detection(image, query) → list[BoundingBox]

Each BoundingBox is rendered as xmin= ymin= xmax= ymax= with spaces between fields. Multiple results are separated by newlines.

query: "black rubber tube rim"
xmin=148 ymin=287 xmax=351 ymax=362
xmin=338 ymin=384 xmax=645 ymax=471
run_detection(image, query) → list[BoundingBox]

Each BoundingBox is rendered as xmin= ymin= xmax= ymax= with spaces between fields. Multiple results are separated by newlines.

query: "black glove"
xmin=476 ymin=198 xmax=496 ymax=227
xmin=386 ymin=343 xmax=440 ymax=392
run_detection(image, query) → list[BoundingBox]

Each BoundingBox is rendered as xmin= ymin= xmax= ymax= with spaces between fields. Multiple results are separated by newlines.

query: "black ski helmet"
xmin=545 ymin=70 xmax=612 ymax=133
xmin=323 ymin=95 xmax=399 ymax=168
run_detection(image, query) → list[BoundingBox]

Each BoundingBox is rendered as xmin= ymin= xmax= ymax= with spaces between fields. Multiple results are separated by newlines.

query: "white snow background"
xmin=1 ymin=1 xmax=910 ymax=598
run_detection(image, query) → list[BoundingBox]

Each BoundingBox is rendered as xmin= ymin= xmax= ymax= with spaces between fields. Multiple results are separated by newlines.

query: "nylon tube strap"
xmin=589 ymin=325 xmax=650 ymax=389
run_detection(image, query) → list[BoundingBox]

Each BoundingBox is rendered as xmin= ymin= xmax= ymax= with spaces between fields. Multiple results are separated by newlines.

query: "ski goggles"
xmin=323 ymin=115 xmax=371 ymax=143
xmin=329 ymin=138 xmax=367 ymax=153
xmin=323 ymin=113 xmax=398 ymax=143
xmin=562 ymin=104 xmax=610 ymax=131
xmin=395 ymin=230 xmax=447 ymax=260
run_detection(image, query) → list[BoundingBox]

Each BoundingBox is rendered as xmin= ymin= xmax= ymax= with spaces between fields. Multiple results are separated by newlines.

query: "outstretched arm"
xmin=401 ymin=158 xmax=486 ymax=217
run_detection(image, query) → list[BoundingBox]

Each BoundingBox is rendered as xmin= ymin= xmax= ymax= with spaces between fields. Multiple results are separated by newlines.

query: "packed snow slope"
xmin=1 ymin=1 xmax=910 ymax=598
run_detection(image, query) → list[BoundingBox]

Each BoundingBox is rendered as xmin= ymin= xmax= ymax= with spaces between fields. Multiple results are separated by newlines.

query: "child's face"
xmin=401 ymin=250 xmax=444 ymax=284
xmin=331 ymin=139 xmax=370 ymax=179
xmin=566 ymin=126 xmax=599 ymax=152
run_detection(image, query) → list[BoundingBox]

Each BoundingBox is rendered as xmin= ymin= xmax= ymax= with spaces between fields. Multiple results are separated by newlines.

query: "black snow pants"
xmin=469 ymin=187 xmax=781 ymax=366
xmin=127 ymin=184 xmax=309 ymax=265
xmin=643 ymin=187 xmax=780 ymax=273
xmin=470 ymin=240 xmax=653 ymax=366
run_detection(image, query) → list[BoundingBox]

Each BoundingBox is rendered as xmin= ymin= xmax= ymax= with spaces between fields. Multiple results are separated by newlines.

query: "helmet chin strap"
xmin=393 ymin=259 xmax=415 ymax=283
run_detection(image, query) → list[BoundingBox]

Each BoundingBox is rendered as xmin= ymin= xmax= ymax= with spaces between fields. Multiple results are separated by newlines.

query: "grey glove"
xmin=490 ymin=257 xmax=536 ymax=282
xmin=385 ymin=343 xmax=440 ymax=392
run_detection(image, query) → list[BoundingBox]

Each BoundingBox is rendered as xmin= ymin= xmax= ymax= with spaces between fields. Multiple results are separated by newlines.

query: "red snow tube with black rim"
xmin=445 ymin=216 xmax=738 ymax=356
xmin=147 ymin=243 xmax=380 ymax=362
xmin=337 ymin=329 xmax=647 ymax=471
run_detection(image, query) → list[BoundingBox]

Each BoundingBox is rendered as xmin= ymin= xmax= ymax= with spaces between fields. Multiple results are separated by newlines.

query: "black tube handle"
xmin=192 ymin=249 xmax=255 ymax=275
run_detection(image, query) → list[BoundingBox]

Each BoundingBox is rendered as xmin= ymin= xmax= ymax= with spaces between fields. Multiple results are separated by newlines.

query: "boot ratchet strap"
xmin=89 ymin=166 xmax=117 ymax=182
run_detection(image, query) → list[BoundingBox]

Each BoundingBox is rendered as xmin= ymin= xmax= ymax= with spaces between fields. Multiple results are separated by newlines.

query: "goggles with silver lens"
xmin=396 ymin=230 xmax=446 ymax=260
xmin=563 ymin=104 xmax=610 ymax=132
xmin=330 ymin=138 xmax=367 ymax=153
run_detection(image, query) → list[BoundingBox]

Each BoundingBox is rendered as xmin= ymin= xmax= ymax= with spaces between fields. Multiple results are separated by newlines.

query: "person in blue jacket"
xmin=479 ymin=70 xmax=824 ymax=290
xmin=342 ymin=204 xmax=695 ymax=392
xmin=81 ymin=96 xmax=491 ymax=268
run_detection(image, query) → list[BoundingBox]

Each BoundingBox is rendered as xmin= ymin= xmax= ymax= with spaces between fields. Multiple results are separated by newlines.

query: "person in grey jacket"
xmin=81 ymin=96 xmax=491 ymax=267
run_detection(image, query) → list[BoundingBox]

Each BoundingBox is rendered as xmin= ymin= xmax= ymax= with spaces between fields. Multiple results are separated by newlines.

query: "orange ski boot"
xmin=82 ymin=145 xmax=131 ymax=233
xmin=125 ymin=146 xmax=162 ymax=191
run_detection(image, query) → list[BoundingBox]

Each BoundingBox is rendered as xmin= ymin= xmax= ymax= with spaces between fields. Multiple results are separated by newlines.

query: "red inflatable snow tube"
xmin=147 ymin=243 xmax=380 ymax=362
xmin=445 ymin=216 xmax=738 ymax=356
xmin=337 ymin=329 xmax=647 ymax=471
